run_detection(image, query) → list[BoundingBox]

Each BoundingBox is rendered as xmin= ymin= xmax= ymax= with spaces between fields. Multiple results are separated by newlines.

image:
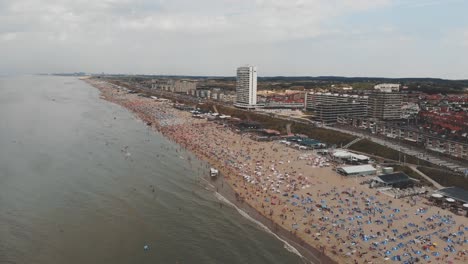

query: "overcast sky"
xmin=1 ymin=0 xmax=467 ymax=78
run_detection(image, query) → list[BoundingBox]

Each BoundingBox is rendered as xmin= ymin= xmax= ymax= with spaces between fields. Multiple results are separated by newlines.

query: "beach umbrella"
xmin=446 ymin=198 xmax=455 ymax=203
xmin=463 ymin=203 xmax=468 ymax=208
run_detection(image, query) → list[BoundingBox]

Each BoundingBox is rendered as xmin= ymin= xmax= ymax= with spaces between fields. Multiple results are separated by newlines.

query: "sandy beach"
xmin=86 ymin=79 xmax=468 ymax=264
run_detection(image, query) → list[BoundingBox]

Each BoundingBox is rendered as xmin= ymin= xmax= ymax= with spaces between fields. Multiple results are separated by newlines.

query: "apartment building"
xmin=369 ymin=92 xmax=403 ymax=120
xmin=235 ymin=65 xmax=257 ymax=108
xmin=152 ymin=79 xmax=197 ymax=94
xmin=305 ymin=92 xmax=368 ymax=124
xmin=173 ymin=80 xmax=197 ymax=93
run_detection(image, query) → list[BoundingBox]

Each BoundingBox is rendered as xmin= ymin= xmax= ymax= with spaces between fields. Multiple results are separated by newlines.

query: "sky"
xmin=0 ymin=0 xmax=467 ymax=79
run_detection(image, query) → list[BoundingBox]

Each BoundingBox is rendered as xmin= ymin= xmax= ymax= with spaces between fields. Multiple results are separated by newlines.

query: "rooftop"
xmin=339 ymin=164 xmax=376 ymax=174
xmin=375 ymin=172 xmax=412 ymax=185
xmin=333 ymin=150 xmax=370 ymax=161
xmin=436 ymin=187 xmax=468 ymax=204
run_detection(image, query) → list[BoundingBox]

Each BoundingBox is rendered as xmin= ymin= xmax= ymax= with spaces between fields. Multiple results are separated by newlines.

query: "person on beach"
xmin=89 ymin=79 xmax=468 ymax=264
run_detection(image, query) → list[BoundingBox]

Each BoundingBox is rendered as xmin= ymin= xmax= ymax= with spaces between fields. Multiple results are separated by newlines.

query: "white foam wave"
xmin=214 ymin=192 xmax=307 ymax=261
xmin=199 ymin=177 xmax=215 ymax=189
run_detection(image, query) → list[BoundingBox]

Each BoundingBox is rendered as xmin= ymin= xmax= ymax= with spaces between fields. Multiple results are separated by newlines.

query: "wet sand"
xmin=86 ymin=79 xmax=468 ymax=264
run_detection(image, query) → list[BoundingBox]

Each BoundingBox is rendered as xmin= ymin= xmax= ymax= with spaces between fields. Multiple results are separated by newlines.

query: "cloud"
xmin=458 ymin=30 xmax=468 ymax=48
xmin=0 ymin=0 xmax=392 ymax=42
xmin=0 ymin=32 xmax=17 ymax=41
xmin=442 ymin=28 xmax=468 ymax=48
xmin=0 ymin=0 xmax=466 ymax=78
xmin=114 ymin=0 xmax=392 ymax=41
xmin=393 ymin=0 xmax=463 ymax=8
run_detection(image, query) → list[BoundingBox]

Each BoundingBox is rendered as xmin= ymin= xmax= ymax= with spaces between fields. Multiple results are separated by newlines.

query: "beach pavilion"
xmin=332 ymin=150 xmax=370 ymax=164
xmin=370 ymin=172 xmax=415 ymax=189
xmin=337 ymin=164 xmax=377 ymax=177
xmin=432 ymin=187 xmax=468 ymax=216
xmin=283 ymin=135 xmax=326 ymax=149
xmin=434 ymin=187 xmax=468 ymax=204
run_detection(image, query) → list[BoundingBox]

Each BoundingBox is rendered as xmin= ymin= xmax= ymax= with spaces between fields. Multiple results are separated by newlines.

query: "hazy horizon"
xmin=1 ymin=0 xmax=468 ymax=79
xmin=33 ymin=72 xmax=468 ymax=81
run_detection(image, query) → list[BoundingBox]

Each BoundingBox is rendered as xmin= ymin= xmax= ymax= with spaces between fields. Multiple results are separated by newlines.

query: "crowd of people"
xmin=89 ymin=79 xmax=468 ymax=264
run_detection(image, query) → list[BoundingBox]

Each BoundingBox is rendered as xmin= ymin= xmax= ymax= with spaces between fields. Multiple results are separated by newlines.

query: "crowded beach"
xmin=87 ymin=79 xmax=468 ymax=264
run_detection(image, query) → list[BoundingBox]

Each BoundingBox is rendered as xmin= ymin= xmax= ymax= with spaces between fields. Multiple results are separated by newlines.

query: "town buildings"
xmin=173 ymin=80 xmax=197 ymax=93
xmin=374 ymin=83 xmax=400 ymax=92
xmin=152 ymin=79 xmax=197 ymax=94
xmin=116 ymin=74 xmax=468 ymax=162
xmin=260 ymin=90 xmax=305 ymax=109
xmin=401 ymin=102 xmax=420 ymax=119
xmin=235 ymin=65 xmax=257 ymax=108
xmin=189 ymin=87 xmax=236 ymax=103
xmin=305 ymin=92 xmax=368 ymax=124
xmin=304 ymin=88 xmax=404 ymax=124
xmin=337 ymin=117 xmax=468 ymax=160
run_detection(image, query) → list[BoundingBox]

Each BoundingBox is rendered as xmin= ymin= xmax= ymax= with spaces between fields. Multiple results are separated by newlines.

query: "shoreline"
xmin=86 ymin=79 xmax=334 ymax=264
xmin=209 ymin=175 xmax=333 ymax=264
xmin=84 ymin=78 xmax=468 ymax=264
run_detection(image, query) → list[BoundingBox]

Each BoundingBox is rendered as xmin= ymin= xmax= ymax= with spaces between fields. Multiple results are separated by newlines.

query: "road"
xmin=409 ymin=166 xmax=444 ymax=189
xmin=325 ymin=125 xmax=468 ymax=173
xmin=103 ymin=79 xmax=468 ymax=175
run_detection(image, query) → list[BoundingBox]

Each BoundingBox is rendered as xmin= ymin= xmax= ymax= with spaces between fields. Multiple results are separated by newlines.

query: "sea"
xmin=0 ymin=75 xmax=304 ymax=264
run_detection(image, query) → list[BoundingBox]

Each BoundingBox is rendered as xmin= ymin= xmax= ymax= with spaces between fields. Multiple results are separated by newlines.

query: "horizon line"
xmin=39 ymin=73 xmax=468 ymax=82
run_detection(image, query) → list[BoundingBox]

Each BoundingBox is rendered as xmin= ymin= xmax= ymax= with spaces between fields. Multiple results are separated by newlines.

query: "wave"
xmin=214 ymin=192 xmax=306 ymax=261
xmin=199 ymin=177 xmax=216 ymax=189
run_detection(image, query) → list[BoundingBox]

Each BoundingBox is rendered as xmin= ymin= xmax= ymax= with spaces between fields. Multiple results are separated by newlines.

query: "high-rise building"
xmin=305 ymin=92 xmax=368 ymax=124
xmin=235 ymin=65 xmax=257 ymax=108
xmin=369 ymin=92 xmax=403 ymax=120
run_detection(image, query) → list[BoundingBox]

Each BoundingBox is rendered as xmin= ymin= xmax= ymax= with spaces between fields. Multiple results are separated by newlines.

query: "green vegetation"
xmin=201 ymin=103 xmax=355 ymax=146
xmin=103 ymin=75 xmax=468 ymax=94
xmin=256 ymin=76 xmax=467 ymax=93
xmin=350 ymin=140 xmax=399 ymax=161
xmin=349 ymin=139 xmax=434 ymax=167
xmin=203 ymin=104 xmax=454 ymax=170
xmin=350 ymin=82 xmax=375 ymax=90
xmin=290 ymin=123 xmax=355 ymax=146
xmin=417 ymin=167 xmax=468 ymax=190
